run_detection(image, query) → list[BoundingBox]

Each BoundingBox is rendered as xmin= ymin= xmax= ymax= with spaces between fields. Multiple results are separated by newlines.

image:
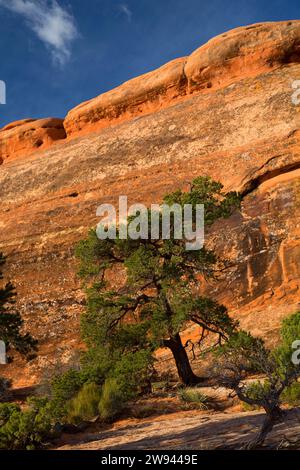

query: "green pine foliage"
xmin=0 ymin=253 xmax=37 ymax=358
xmin=49 ymin=369 xmax=86 ymax=420
xmin=0 ymin=398 xmax=54 ymax=450
xmin=281 ymin=381 xmax=300 ymax=406
xmin=75 ymin=176 xmax=241 ymax=390
xmin=215 ymin=312 xmax=300 ymax=447
xmin=215 ymin=317 xmax=300 ymax=401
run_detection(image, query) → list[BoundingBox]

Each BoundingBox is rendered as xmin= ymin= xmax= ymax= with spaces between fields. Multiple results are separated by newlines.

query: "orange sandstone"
xmin=0 ymin=118 xmax=66 ymax=164
xmin=0 ymin=21 xmax=300 ymax=386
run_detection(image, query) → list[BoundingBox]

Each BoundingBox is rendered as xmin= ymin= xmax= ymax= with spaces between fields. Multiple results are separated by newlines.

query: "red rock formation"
xmin=185 ymin=20 xmax=300 ymax=92
xmin=0 ymin=118 xmax=66 ymax=164
xmin=64 ymin=21 xmax=300 ymax=138
xmin=2 ymin=21 xmax=300 ymax=158
xmin=0 ymin=21 xmax=300 ymax=386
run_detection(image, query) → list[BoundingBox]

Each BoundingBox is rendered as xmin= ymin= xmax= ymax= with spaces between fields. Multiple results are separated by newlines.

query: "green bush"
xmin=282 ymin=381 xmax=300 ymax=406
xmin=50 ymin=369 xmax=85 ymax=419
xmin=111 ymin=350 xmax=153 ymax=398
xmin=240 ymin=365 xmax=300 ymax=410
xmin=178 ymin=388 xmax=209 ymax=410
xmin=0 ymin=403 xmax=19 ymax=427
xmin=280 ymin=312 xmax=300 ymax=345
xmin=240 ymin=381 xmax=268 ymax=411
xmin=98 ymin=378 xmax=126 ymax=421
xmin=79 ymin=346 xmax=117 ymax=385
xmin=246 ymin=380 xmax=271 ymax=401
xmin=67 ymin=382 xmax=102 ymax=424
xmin=0 ymin=398 xmax=54 ymax=450
xmin=51 ymin=369 xmax=84 ymax=403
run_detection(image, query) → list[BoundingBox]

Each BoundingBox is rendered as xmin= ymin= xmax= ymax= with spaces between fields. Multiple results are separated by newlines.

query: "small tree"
xmin=0 ymin=253 xmax=37 ymax=365
xmin=76 ymin=177 xmax=240 ymax=386
xmin=214 ymin=312 xmax=300 ymax=448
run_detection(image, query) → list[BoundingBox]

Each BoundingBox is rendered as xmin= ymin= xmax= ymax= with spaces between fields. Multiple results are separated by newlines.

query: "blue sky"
xmin=0 ymin=0 xmax=299 ymax=127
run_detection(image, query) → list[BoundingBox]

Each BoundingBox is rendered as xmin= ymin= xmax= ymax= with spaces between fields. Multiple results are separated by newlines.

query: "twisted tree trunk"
xmin=247 ymin=405 xmax=284 ymax=449
xmin=164 ymin=333 xmax=202 ymax=386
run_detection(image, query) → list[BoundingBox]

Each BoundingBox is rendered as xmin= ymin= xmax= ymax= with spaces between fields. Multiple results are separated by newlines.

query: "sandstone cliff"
xmin=0 ymin=21 xmax=300 ymax=386
xmin=0 ymin=118 xmax=66 ymax=164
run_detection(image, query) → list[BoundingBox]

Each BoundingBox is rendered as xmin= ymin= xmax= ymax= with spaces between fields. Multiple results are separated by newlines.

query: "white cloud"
xmin=0 ymin=0 xmax=78 ymax=66
xmin=119 ymin=3 xmax=132 ymax=22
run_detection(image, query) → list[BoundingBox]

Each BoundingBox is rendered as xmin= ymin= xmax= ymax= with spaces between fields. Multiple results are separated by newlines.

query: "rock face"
xmin=0 ymin=21 xmax=300 ymax=386
xmin=64 ymin=21 xmax=300 ymax=138
xmin=2 ymin=21 xmax=300 ymax=157
xmin=0 ymin=118 xmax=66 ymax=164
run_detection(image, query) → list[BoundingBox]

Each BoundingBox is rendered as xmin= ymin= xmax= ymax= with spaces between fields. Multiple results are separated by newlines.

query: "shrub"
xmin=79 ymin=346 xmax=117 ymax=385
xmin=0 ymin=398 xmax=54 ymax=450
xmin=280 ymin=312 xmax=300 ymax=345
xmin=0 ymin=403 xmax=19 ymax=427
xmin=50 ymin=369 xmax=85 ymax=419
xmin=246 ymin=380 xmax=272 ymax=401
xmin=214 ymin=312 xmax=300 ymax=448
xmin=98 ymin=378 xmax=126 ymax=421
xmin=240 ymin=381 xmax=271 ymax=411
xmin=67 ymin=382 xmax=102 ymax=424
xmin=111 ymin=350 xmax=153 ymax=398
xmin=282 ymin=381 xmax=300 ymax=406
xmin=51 ymin=369 xmax=84 ymax=403
xmin=178 ymin=387 xmax=209 ymax=410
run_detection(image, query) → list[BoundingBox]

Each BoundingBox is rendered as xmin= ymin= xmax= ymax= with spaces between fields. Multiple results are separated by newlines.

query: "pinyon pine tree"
xmin=0 ymin=253 xmax=36 ymax=373
xmin=214 ymin=312 xmax=300 ymax=448
xmin=76 ymin=177 xmax=241 ymax=386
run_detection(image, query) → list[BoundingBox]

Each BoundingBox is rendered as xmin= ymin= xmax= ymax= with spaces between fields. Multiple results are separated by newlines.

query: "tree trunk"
xmin=247 ymin=405 xmax=284 ymax=449
xmin=164 ymin=333 xmax=202 ymax=386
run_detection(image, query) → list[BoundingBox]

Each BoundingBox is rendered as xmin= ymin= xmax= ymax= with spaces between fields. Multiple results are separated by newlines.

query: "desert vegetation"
xmin=0 ymin=252 xmax=37 ymax=398
xmin=0 ymin=177 xmax=300 ymax=450
xmin=214 ymin=314 xmax=300 ymax=448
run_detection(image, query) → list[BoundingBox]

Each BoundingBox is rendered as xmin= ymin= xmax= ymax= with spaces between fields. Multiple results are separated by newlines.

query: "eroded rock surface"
xmin=0 ymin=118 xmax=66 ymax=164
xmin=64 ymin=21 xmax=300 ymax=138
xmin=0 ymin=21 xmax=300 ymax=386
